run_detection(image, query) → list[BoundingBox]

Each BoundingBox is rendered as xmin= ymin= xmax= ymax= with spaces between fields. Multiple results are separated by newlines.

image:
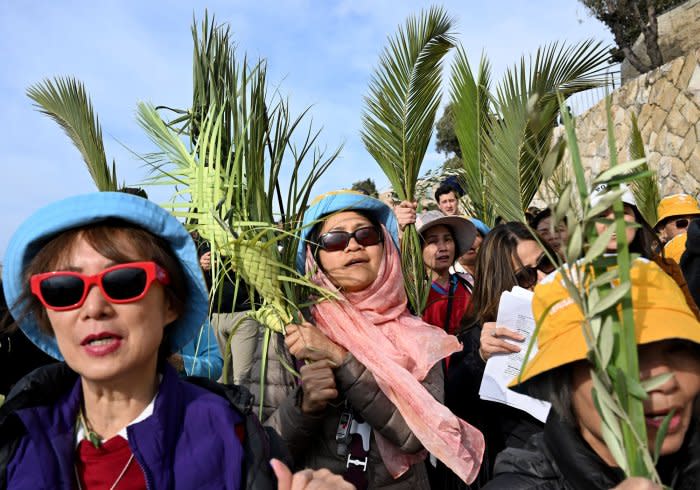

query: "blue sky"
xmin=0 ymin=1 xmax=613 ymax=259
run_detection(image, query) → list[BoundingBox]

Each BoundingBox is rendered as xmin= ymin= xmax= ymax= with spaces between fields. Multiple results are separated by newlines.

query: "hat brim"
xmin=418 ymin=215 xmax=477 ymax=257
xmin=296 ymin=192 xmax=399 ymax=274
xmin=2 ymin=192 xmax=208 ymax=360
xmin=511 ymin=305 xmax=700 ymax=392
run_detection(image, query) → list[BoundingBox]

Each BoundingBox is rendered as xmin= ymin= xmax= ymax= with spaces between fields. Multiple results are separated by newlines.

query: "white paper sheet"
xmin=478 ymin=286 xmax=551 ymax=423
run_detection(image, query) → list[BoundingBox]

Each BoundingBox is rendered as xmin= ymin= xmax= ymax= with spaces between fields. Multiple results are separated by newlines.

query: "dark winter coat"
xmin=0 ymin=362 xmax=288 ymax=489
xmin=483 ymin=411 xmax=700 ymax=490
xmin=445 ymin=326 xmax=543 ymax=488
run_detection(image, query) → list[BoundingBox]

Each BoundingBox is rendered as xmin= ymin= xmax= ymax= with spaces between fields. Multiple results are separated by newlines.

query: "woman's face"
xmin=422 ymin=224 xmax=456 ymax=276
xmin=572 ymin=340 xmax=700 ymax=464
xmin=595 ymin=204 xmax=638 ymax=252
xmin=45 ymin=234 xmax=178 ymax=385
xmin=317 ymin=211 xmax=384 ymax=293
xmin=513 ymin=239 xmax=548 ymax=290
xmin=536 ymin=216 xmax=568 ymax=254
xmin=459 ymin=233 xmax=483 ymax=267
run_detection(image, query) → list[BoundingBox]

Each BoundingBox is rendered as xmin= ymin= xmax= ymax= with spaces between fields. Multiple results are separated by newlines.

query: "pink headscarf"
xmin=306 ymin=226 xmax=485 ymax=483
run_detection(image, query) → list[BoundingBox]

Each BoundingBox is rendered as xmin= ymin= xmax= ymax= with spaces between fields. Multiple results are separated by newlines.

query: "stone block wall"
xmin=559 ymin=48 xmax=700 ymax=199
xmin=622 ymin=0 xmax=700 ymax=82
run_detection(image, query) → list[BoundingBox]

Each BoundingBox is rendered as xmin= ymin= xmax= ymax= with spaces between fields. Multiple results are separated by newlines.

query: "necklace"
xmin=77 ymin=406 xmax=103 ymax=448
xmin=74 ymin=454 xmax=134 ymax=490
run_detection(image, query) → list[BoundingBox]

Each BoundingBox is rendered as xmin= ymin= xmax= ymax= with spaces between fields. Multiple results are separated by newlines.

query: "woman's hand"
xmin=271 ymin=459 xmax=356 ymax=490
xmin=394 ymin=201 xmax=417 ymax=231
xmin=299 ymin=359 xmax=339 ymax=413
xmin=285 ymin=322 xmax=347 ymax=365
xmin=610 ymin=478 xmax=662 ymax=490
xmin=478 ymin=322 xmax=525 ymax=362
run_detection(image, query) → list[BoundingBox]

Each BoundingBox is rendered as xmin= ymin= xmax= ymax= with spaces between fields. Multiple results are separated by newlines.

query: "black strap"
xmin=343 ymin=434 xmax=368 ymax=490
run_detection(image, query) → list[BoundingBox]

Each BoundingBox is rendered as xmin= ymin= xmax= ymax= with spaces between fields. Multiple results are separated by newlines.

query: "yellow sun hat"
xmin=511 ymin=259 xmax=700 ymax=390
xmin=664 ymin=233 xmax=688 ymax=264
xmin=655 ymin=194 xmax=700 ymax=229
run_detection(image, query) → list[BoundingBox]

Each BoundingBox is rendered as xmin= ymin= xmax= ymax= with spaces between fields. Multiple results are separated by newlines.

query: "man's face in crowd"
xmin=438 ymin=191 xmax=459 ymax=216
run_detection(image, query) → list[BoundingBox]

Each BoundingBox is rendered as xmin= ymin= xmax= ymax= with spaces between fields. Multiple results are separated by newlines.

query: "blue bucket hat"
xmin=2 ymin=192 xmax=209 ymax=360
xmin=296 ymin=191 xmax=399 ymax=274
xmin=468 ymin=217 xmax=491 ymax=236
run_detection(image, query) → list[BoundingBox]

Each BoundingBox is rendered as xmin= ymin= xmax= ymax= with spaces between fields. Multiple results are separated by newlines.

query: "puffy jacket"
xmin=483 ymin=411 xmax=700 ymax=490
xmin=0 ymin=362 xmax=287 ymax=489
xmin=265 ymin=352 xmax=441 ymax=489
xmin=239 ymin=325 xmax=297 ymax=421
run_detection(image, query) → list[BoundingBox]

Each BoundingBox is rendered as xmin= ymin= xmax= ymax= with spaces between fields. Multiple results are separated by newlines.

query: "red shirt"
xmin=76 ymin=436 xmax=147 ymax=489
xmin=422 ymin=274 xmax=472 ymax=336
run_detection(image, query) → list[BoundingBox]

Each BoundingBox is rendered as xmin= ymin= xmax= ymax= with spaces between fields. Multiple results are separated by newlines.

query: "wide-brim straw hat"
xmin=296 ymin=191 xmax=399 ymax=274
xmin=511 ymin=258 xmax=700 ymax=391
xmin=655 ymin=193 xmax=700 ymax=228
xmin=2 ymin=192 xmax=209 ymax=360
xmin=416 ymin=210 xmax=477 ymax=257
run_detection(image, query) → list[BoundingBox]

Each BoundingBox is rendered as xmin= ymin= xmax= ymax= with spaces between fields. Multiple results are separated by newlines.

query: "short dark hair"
xmin=435 ymin=183 xmax=459 ymax=203
xmin=522 ymin=363 xmax=576 ymax=425
xmin=531 ymin=208 xmax=553 ymax=230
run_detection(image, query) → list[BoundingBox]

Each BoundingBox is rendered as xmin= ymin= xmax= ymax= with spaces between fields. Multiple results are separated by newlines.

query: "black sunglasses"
xmin=317 ymin=226 xmax=383 ymax=252
xmin=514 ymin=253 xmax=556 ymax=289
xmin=673 ymin=218 xmax=689 ymax=230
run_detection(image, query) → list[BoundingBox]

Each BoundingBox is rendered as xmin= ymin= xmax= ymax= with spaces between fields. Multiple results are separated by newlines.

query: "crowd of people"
xmin=0 ymin=182 xmax=699 ymax=490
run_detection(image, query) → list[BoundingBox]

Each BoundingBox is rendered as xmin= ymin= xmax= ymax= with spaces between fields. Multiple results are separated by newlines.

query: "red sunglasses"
xmin=30 ymin=261 xmax=170 ymax=311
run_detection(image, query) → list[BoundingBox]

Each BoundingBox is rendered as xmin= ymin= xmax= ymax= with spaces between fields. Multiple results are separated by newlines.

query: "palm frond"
xmin=450 ymin=49 xmax=494 ymax=224
xmin=361 ymin=6 xmax=455 ymax=313
xmin=487 ymin=40 xmax=611 ymax=221
xmin=361 ymin=5 xmax=455 ymax=200
xmin=628 ymin=113 xmax=660 ymax=226
xmin=27 ymin=77 xmax=117 ymax=191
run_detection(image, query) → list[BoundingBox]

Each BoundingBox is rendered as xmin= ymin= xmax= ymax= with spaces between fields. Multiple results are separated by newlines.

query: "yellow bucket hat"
xmin=655 ymin=194 xmax=700 ymax=228
xmin=512 ymin=259 xmax=700 ymax=389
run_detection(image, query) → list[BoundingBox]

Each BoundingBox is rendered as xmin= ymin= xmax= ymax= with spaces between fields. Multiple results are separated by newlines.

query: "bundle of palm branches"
xmin=139 ymin=15 xmax=339 ymax=413
xmin=362 ymin=6 xmax=456 ymax=313
xmin=449 ymin=40 xmax=611 ymax=225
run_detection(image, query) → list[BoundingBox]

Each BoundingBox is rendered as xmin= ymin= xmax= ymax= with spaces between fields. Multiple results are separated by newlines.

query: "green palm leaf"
xmin=628 ymin=113 xmax=660 ymax=226
xmin=361 ymin=5 xmax=455 ymax=312
xmin=27 ymin=77 xmax=117 ymax=191
xmin=487 ymin=40 xmax=610 ymax=221
xmin=450 ymin=49 xmax=494 ymax=224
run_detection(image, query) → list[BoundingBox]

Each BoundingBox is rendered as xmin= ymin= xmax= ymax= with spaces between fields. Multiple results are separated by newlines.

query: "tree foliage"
xmin=350 ymin=178 xmax=379 ymax=197
xmin=579 ymin=0 xmax=684 ymax=73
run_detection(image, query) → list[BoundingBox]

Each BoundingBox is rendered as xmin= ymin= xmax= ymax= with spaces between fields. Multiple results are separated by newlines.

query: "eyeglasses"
xmin=514 ymin=254 xmax=556 ymax=290
xmin=317 ymin=226 xmax=383 ymax=252
xmin=30 ymin=261 xmax=170 ymax=311
xmin=672 ymin=218 xmax=689 ymax=230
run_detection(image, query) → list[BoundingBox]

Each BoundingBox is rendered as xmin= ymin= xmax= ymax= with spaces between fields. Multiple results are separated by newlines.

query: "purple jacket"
xmin=5 ymin=364 xmax=243 ymax=489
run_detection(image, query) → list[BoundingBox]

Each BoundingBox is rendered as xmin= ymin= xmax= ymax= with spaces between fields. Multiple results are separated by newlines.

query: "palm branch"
xmin=450 ymin=49 xmax=494 ymax=224
xmin=27 ymin=77 xmax=117 ymax=191
xmin=628 ymin=113 xmax=660 ymax=226
xmin=465 ymin=40 xmax=610 ymax=222
xmin=361 ymin=5 xmax=455 ymax=312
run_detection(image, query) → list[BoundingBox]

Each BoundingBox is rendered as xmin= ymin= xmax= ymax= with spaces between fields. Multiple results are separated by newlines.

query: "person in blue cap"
xmin=0 ymin=192 xmax=285 ymax=489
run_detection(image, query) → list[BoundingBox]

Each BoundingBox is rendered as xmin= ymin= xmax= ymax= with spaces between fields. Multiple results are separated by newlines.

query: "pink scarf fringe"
xmin=306 ymin=227 xmax=485 ymax=483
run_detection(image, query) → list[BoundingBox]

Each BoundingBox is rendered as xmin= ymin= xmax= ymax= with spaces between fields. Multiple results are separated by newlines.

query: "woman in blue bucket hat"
xmin=0 ymin=192 xmax=288 ymax=489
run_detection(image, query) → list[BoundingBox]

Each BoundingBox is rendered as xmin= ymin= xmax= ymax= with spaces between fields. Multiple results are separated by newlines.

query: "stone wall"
xmin=561 ymin=48 xmax=700 ymax=199
xmin=622 ymin=0 xmax=700 ymax=81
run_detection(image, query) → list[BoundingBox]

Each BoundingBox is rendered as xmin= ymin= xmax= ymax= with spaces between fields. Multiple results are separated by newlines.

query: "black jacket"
xmin=681 ymin=219 xmax=700 ymax=308
xmin=445 ymin=327 xmax=543 ymax=488
xmin=483 ymin=411 xmax=700 ymax=490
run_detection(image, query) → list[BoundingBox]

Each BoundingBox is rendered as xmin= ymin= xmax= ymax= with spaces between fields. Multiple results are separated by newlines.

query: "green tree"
xmin=579 ymin=0 xmax=684 ymax=73
xmin=350 ymin=178 xmax=379 ymax=197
